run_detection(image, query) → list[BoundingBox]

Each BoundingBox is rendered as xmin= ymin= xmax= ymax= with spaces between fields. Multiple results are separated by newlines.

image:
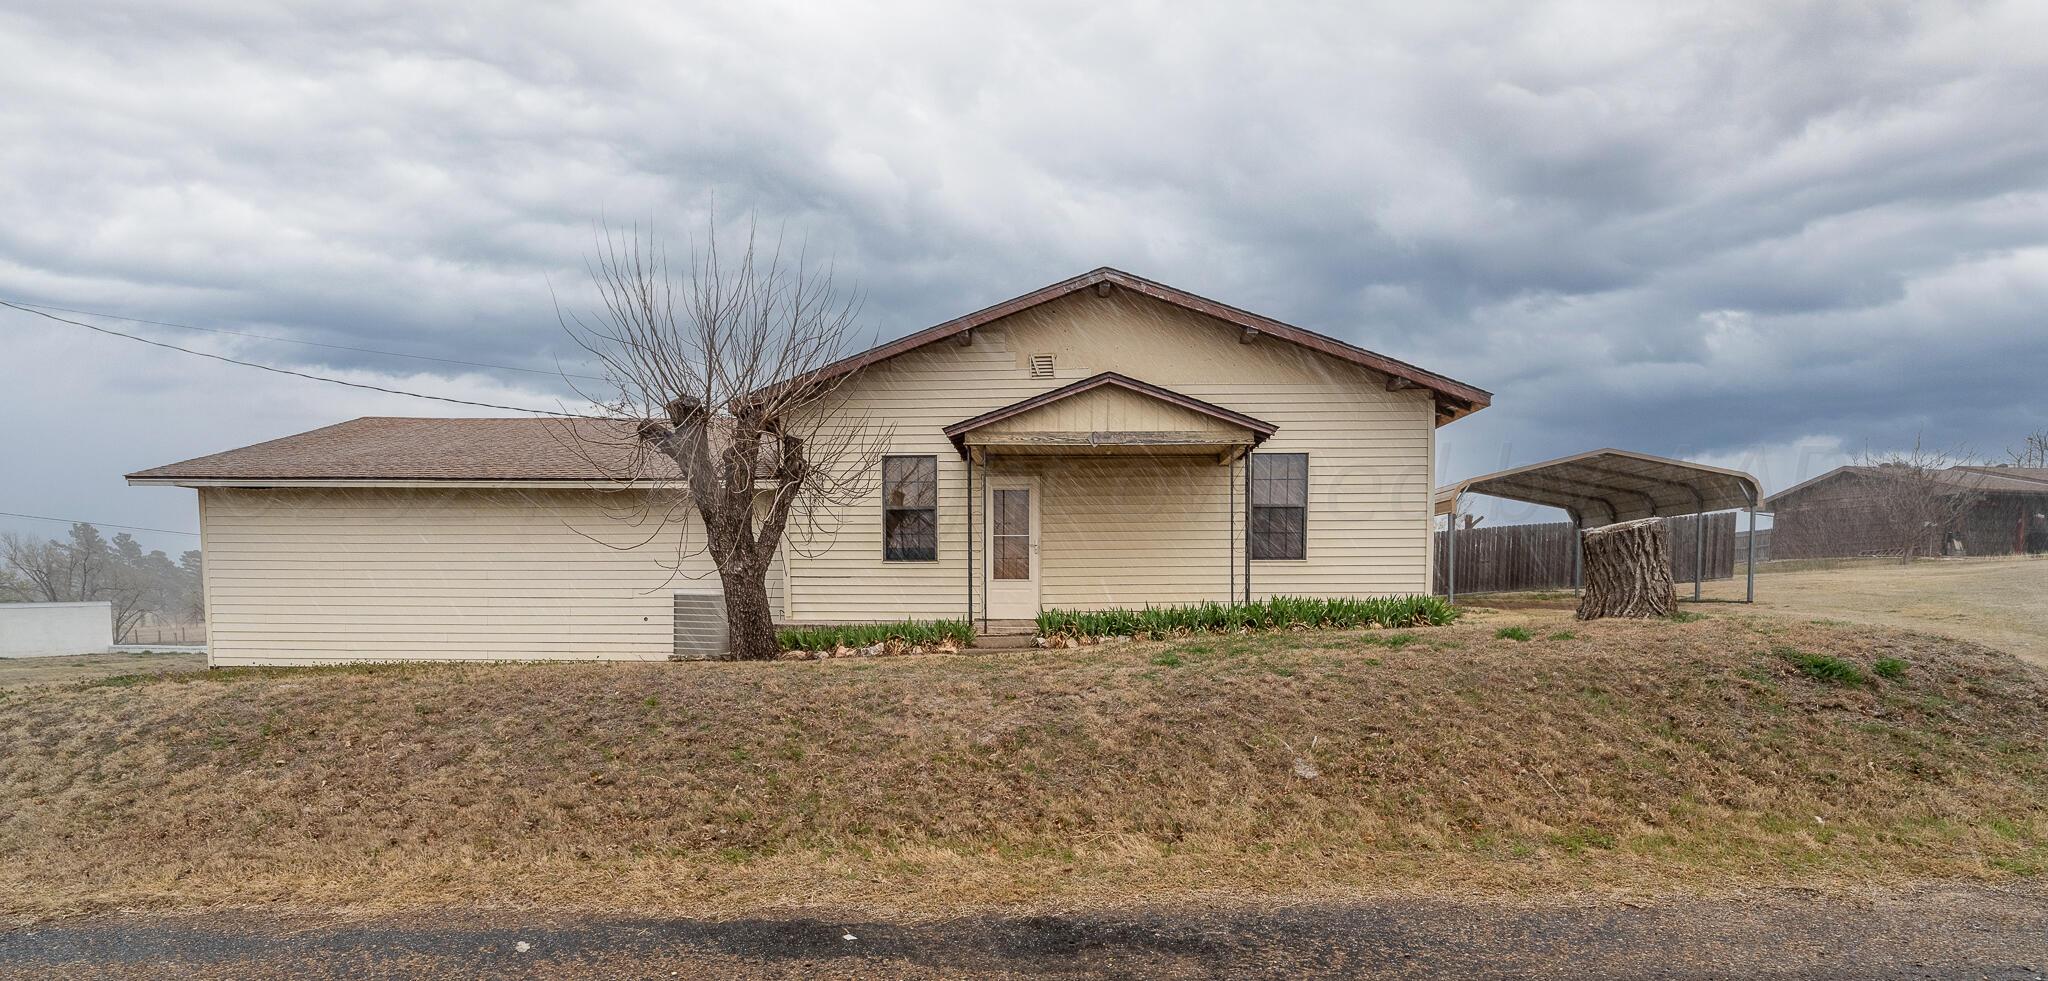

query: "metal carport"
xmin=1433 ymin=449 xmax=1766 ymax=604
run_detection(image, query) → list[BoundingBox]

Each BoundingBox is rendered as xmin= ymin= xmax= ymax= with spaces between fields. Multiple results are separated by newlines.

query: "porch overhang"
xmin=942 ymin=372 xmax=1277 ymax=463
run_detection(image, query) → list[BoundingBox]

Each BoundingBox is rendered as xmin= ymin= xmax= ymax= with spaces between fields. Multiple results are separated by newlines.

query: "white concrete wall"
xmin=0 ymin=601 xmax=114 ymax=657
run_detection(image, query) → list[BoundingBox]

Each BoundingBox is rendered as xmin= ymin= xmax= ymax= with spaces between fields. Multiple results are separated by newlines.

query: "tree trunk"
xmin=1576 ymin=518 xmax=1677 ymax=620
xmin=721 ymin=564 xmax=780 ymax=660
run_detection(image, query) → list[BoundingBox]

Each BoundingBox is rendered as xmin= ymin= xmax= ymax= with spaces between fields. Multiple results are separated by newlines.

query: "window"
xmin=882 ymin=455 xmax=938 ymax=561
xmin=1249 ymin=453 xmax=1308 ymax=560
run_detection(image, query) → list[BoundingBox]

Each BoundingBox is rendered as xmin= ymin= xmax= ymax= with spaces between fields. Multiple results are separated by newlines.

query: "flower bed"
xmin=1036 ymin=595 xmax=1458 ymax=646
xmin=776 ymin=619 xmax=975 ymax=660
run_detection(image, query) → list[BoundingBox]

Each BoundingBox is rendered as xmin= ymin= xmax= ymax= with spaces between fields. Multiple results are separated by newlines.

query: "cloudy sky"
xmin=2 ymin=0 xmax=2044 ymax=550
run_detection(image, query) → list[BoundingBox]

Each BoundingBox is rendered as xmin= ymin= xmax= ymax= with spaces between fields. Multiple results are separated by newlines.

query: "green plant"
xmin=1035 ymin=595 xmax=1458 ymax=640
xmin=1495 ymin=626 xmax=1533 ymax=642
xmin=1772 ymin=645 xmax=1868 ymax=686
xmin=1873 ymin=657 xmax=1908 ymax=680
xmin=1670 ymin=610 xmax=1705 ymax=623
xmin=776 ymin=619 xmax=974 ymax=652
xmin=1547 ymin=631 xmax=1578 ymax=641
xmin=1150 ymin=652 xmax=1182 ymax=668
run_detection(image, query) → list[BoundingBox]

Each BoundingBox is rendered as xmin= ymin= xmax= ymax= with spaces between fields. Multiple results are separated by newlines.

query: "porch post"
xmin=1228 ymin=454 xmax=1236 ymax=602
xmin=1243 ymin=452 xmax=1253 ymax=604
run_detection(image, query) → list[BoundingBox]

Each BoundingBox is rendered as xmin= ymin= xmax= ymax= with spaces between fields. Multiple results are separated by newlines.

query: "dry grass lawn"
xmin=1695 ymin=556 xmax=2048 ymax=666
xmin=0 ymin=651 xmax=205 ymax=690
xmin=2 ymin=614 xmax=2045 ymax=921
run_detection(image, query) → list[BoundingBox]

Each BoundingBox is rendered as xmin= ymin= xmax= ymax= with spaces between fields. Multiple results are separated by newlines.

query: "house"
xmin=127 ymin=268 xmax=1489 ymax=665
xmin=1765 ymin=465 xmax=2048 ymax=560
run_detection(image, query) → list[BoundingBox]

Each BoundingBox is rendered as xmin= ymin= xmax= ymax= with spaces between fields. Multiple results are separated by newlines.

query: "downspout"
xmin=967 ymin=453 xmax=974 ymax=629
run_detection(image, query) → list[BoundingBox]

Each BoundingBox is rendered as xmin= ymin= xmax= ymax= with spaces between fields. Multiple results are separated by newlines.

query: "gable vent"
xmin=1029 ymin=354 xmax=1056 ymax=378
xmin=673 ymin=591 xmax=729 ymax=660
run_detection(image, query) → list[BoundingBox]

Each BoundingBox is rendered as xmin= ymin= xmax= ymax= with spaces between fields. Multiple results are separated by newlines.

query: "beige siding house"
xmin=130 ymin=269 xmax=1489 ymax=665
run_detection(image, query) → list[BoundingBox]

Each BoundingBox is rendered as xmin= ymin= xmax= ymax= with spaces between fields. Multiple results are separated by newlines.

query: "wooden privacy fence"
xmin=1433 ymin=513 xmax=1736 ymax=596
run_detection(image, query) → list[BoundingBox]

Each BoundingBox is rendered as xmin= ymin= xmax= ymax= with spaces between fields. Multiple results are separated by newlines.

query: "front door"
xmin=986 ymin=476 xmax=1040 ymax=619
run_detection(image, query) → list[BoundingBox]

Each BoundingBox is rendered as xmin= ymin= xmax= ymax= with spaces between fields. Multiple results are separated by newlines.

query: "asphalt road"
xmin=4 ymin=885 xmax=2044 ymax=979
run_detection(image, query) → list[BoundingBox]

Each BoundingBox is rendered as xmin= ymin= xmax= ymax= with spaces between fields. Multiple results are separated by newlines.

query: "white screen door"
xmin=986 ymin=477 xmax=1039 ymax=619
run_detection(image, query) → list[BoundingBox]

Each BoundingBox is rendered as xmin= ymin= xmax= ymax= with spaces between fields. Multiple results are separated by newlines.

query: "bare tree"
xmin=2011 ymin=429 xmax=2048 ymax=468
xmin=561 ymin=221 xmax=889 ymax=660
xmin=1855 ymin=438 xmax=1980 ymax=563
xmin=1 ymin=525 xmax=169 ymax=641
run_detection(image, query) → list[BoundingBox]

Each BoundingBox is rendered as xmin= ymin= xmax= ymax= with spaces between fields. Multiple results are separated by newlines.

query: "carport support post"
xmin=1567 ymin=508 xmax=1583 ymax=595
xmin=1745 ymin=502 xmax=1757 ymax=604
xmin=1445 ymin=494 xmax=1459 ymax=604
xmin=1693 ymin=507 xmax=1705 ymax=602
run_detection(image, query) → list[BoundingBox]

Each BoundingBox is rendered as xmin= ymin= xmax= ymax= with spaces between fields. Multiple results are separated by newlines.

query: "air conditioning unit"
xmin=672 ymin=591 xmax=729 ymax=659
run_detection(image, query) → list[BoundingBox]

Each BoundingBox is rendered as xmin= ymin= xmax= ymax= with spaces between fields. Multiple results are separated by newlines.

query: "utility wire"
xmin=4 ymin=298 xmax=611 ymax=382
xmin=1 ymin=299 xmax=589 ymax=418
xmin=0 ymin=511 xmax=199 ymax=537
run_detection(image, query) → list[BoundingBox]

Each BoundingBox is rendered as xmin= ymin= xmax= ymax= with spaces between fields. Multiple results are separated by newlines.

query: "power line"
xmin=1 ymin=300 xmax=589 ymax=417
xmin=5 ymin=298 xmax=612 ymax=382
xmin=0 ymin=511 xmax=199 ymax=537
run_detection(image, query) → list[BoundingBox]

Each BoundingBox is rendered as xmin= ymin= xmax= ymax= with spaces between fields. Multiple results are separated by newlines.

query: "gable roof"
xmin=125 ymin=417 xmax=676 ymax=485
xmin=1764 ymin=465 xmax=2048 ymax=508
xmin=771 ymin=267 xmax=1491 ymax=423
xmin=940 ymin=371 xmax=1277 ymax=456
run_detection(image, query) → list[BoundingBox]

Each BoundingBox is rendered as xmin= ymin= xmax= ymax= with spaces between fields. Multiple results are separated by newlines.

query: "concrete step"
xmin=973 ymin=631 xmax=1039 ymax=650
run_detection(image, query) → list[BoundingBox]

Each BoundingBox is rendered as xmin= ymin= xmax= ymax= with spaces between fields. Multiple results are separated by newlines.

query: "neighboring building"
xmin=127 ymin=268 xmax=1489 ymax=665
xmin=0 ymin=601 xmax=114 ymax=658
xmin=1765 ymin=465 xmax=2048 ymax=560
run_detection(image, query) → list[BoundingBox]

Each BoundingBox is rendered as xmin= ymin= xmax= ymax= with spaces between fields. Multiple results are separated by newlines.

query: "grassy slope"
xmin=2 ymin=614 xmax=2045 ymax=918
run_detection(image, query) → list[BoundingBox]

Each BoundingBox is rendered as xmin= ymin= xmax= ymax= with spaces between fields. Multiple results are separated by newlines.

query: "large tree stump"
xmin=1576 ymin=518 xmax=1677 ymax=620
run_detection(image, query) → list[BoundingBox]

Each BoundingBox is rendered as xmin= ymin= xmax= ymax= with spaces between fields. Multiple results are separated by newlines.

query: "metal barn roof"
xmin=1435 ymin=449 xmax=1764 ymax=524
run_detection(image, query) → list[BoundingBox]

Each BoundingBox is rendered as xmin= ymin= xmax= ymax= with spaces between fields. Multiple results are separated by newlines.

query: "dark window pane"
xmin=1248 ymin=454 xmax=1307 ymax=559
xmin=993 ymin=534 xmax=1029 ymax=579
xmin=1249 ymin=505 xmax=1306 ymax=560
xmin=883 ymin=455 xmax=937 ymax=508
xmin=882 ymin=455 xmax=938 ymax=561
xmin=1251 ymin=453 xmax=1308 ymax=506
xmin=885 ymin=509 xmax=936 ymax=561
xmin=995 ymin=489 xmax=1029 ymax=533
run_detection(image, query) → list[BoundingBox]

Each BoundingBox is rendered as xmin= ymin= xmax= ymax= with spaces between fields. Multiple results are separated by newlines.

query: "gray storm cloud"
xmin=1 ymin=0 xmax=2043 ymax=546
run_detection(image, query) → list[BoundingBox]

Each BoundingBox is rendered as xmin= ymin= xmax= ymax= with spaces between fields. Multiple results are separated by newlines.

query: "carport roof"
xmin=1434 ymin=449 xmax=1763 ymax=525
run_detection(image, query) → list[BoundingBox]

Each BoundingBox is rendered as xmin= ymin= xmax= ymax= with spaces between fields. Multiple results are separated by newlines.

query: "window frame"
xmin=880 ymin=454 xmax=940 ymax=562
xmin=1248 ymin=452 xmax=1309 ymax=561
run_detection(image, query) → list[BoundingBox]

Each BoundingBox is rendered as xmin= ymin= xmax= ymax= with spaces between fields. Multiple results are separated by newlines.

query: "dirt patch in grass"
xmin=2 ymin=617 xmax=2045 ymax=920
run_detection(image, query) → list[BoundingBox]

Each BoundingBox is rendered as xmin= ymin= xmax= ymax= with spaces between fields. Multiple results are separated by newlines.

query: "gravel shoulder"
xmin=5 ymin=885 xmax=2044 ymax=979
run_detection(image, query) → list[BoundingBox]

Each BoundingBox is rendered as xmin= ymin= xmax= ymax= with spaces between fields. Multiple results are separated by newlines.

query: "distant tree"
xmin=562 ymin=221 xmax=891 ymax=661
xmin=2011 ymin=429 xmax=2048 ymax=468
xmin=179 ymin=550 xmax=205 ymax=620
xmin=1855 ymin=439 xmax=1980 ymax=563
xmin=1 ymin=524 xmax=203 ymax=641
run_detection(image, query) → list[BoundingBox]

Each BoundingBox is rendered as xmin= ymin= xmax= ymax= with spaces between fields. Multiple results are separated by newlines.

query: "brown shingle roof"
xmin=752 ymin=267 xmax=1492 ymax=423
xmin=125 ymin=417 xmax=676 ymax=483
